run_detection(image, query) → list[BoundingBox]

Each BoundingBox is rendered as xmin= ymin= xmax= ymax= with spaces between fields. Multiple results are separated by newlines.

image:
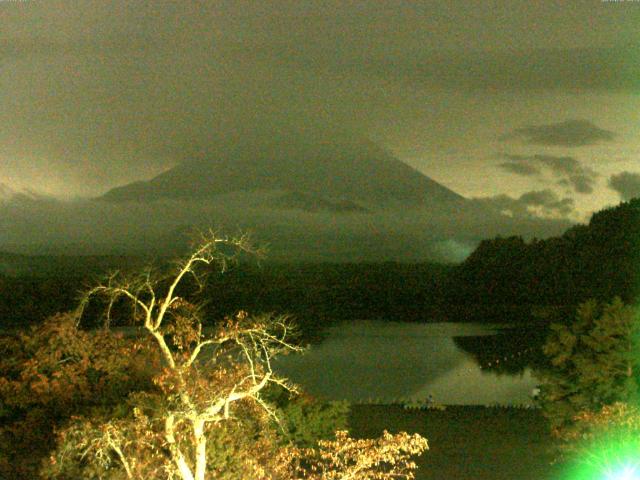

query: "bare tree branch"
xmin=70 ymin=231 xmax=300 ymax=480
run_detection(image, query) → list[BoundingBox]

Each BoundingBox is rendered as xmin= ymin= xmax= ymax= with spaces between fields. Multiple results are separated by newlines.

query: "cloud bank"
xmin=0 ymin=0 xmax=637 ymax=198
xmin=499 ymin=154 xmax=598 ymax=194
xmin=500 ymin=119 xmax=615 ymax=147
xmin=472 ymin=189 xmax=575 ymax=220
xmin=0 ymin=194 xmax=573 ymax=262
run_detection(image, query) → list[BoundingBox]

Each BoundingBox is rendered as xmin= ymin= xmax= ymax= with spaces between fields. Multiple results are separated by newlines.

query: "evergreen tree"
xmin=538 ymin=298 xmax=640 ymax=440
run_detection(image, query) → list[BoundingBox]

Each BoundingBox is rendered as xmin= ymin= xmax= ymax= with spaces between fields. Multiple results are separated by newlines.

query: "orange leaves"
xmin=1 ymin=234 xmax=432 ymax=480
xmin=152 ymin=367 xmax=181 ymax=396
xmin=570 ymin=402 xmax=640 ymax=439
xmin=29 ymin=373 xmax=53 ymax=396
xmin=291 ymin=430 xmax=429 ymax=480
xmin=0 ymin=312 xmax=158 ymax=413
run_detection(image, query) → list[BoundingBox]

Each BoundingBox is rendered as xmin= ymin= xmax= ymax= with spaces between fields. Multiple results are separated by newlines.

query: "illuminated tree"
xmin=0 ymin=312 xmax=155 ymax=478
xmin=290 ymin=430 xmax=428 ymax=480
xmin=41 ymin=232 xmax=428 ymax=480
xmin=48 ymin=232 xmax=300 ymax=480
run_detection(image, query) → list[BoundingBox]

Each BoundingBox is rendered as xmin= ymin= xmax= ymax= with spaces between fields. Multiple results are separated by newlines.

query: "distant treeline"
xmin=201 ymin=262 xmax=451 ymax=337
xmin=1 ymin=198 xmax=638 ymax=334
xmin=0 ymin=262 xmax=452 ymax=335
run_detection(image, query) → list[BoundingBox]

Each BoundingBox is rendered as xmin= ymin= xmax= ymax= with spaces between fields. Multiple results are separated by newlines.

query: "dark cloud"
xmin=499 ymin=154 xmax=597 ymax=194
xmin=0 ymin=0 xmax=636 ymax=206
xmin=519 ymin=190 xmax=574 ymax=215
xmin=497 ymin=162 xmax=541 ymax=177
xmin=472 ymin=189 xmax=575 ymax=220
xmin=567 ymin=175 xmax=595 ymax=194
xmin=500 ymin=120 xmax=615 ymax=147
xmin=608 ymin=171 xmax=640 ymax=201
xmin=530 ymin=155 xmax=583 ymax=176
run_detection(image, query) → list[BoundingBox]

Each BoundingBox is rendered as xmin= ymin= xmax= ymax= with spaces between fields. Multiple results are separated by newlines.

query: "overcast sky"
xmin=1 ymin=0 xmax=640 ymax=222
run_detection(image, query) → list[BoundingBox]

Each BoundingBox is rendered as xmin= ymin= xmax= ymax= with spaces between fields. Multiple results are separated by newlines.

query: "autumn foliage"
xmin=0 ymin=312 xmax=158 ymax=478
xmin=0 ymin=233 xmax=428 ymax=479
xmin=291 ymin=430 xmax=428 ymax=480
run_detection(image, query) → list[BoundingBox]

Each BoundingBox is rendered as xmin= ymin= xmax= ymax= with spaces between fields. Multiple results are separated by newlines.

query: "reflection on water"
xmin=273 ymin=321 xmax=543 ymax=405
xmin=453 ymin=326 xmax=548 ymax=376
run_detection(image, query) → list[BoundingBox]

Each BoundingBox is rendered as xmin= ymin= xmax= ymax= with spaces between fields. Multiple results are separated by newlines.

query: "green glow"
xmin=605 ymin=465 xmax=640 ymax=480
xmin=560 ymin=434 xmax=640 ymax=480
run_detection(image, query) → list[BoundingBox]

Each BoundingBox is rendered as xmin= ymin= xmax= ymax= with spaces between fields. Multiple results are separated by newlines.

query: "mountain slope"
xmin=0 ymin=182 xmax=44 ymax=203
xmin=100 ymin=127 xmax=466 ymax=208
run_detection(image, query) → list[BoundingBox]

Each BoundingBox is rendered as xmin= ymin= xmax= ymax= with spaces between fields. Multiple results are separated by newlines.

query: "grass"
xmin=349 ymin=404 xmax=564 ymax=480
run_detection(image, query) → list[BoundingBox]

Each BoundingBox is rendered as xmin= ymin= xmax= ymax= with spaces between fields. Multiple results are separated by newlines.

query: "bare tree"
xmin=73 ymin=231 xmax=302 ymax=480
xmin=42 ymin=231 xmax=428 ymax=480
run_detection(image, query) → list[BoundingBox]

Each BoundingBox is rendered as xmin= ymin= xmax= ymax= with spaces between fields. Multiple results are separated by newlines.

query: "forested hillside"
xmin=449 ymin=198 xmax=640 ymax=308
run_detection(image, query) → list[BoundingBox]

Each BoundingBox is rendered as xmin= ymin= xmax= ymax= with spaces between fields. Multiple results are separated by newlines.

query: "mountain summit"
xmin=100 ymin=126 xmax=466 ymax=209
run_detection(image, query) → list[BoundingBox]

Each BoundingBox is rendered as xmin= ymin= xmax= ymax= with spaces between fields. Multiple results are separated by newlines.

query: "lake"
xmin=273 ymin=321 xmax=542 ymax=405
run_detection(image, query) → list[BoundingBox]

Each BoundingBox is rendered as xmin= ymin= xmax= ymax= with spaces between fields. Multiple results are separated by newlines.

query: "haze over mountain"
xmin=0 ymin=123 xmax=578 ymax=263
xmin=0 ymin=184 xmax=15 ymax=203
xmin=0 ymin=183 xmax=46 ymax=204
xmin=100 ymin=126 xmax=466 ymax=211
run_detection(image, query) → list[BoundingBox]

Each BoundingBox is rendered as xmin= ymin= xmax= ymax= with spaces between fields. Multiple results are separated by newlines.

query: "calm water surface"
xmin=274 ymin=321 xmax=540 ymax=405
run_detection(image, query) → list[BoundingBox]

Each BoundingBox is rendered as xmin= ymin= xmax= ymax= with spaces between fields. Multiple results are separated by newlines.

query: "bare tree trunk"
xmin=166 ymin=415 xmax=196 ymax=480
xmin=193 ymin=418 xmax=207 ymax=480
